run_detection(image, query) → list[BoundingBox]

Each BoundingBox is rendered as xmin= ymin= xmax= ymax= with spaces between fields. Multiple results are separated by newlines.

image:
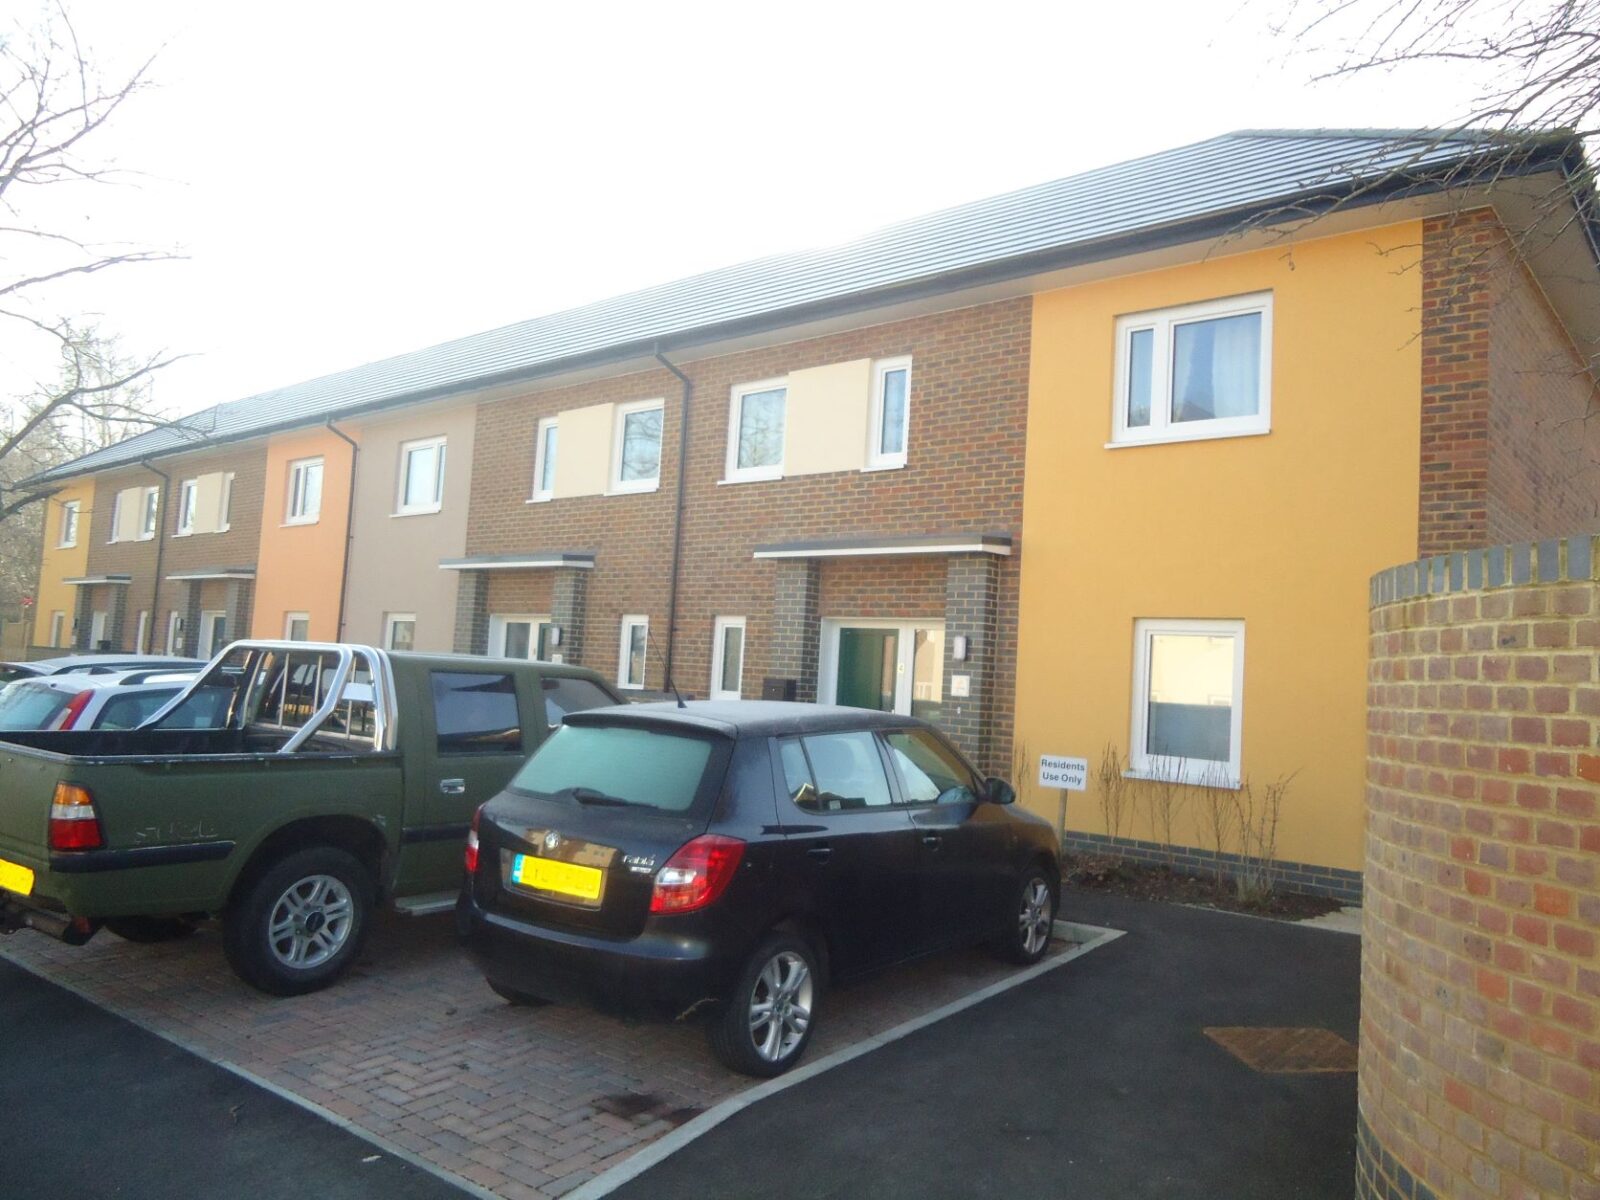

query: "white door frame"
xmin=488 ymin=612 xmax=552 ymax=659
xmin=166 ymin=611 xmax=185 ymax=655
xmin=197 ymin=610 xmax=226 ymax=658
xmin=89 ymin=610 xmax=109 ymax=649
xmin=817 ymin=618 xmax=945 ymax=715
xmin=710 ymin=616 xmax=746 ymax=701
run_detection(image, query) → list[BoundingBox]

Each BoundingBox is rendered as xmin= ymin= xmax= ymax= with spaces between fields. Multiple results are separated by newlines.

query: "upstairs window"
xmin=218 ymin=472 xmax=234 ymax=531
xmin=869 ymin=357 xmax=912 ymax=469
xmin=177 ymin=480 xmax=198 ymax=535
xmin=384 ymin=613 xmax=417 ymax=652
xmin=1112 ymin=293 xmax=1271 ymax=446
xmin=611 ymin=400 xmax=663 ymax=493
xmin=57 ymin=500 xmax=79 ymax=548
xmin=398 ymin=436 xmax=446 ymax=514
xmin=726 ymin=379 xmax=787 ymax=482
xmin=618 ymin=615 xmax=648 ymax=690
xmin=287 ymin=457 xmax=324 ymax=524
xmin=532 ymin=418 xmax=558 ymax=502
xmin=139 ymin=486 xmax=159 ymax=540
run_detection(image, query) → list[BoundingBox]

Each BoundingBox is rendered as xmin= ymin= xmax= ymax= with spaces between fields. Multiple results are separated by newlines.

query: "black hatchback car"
xmin=457 ymin=702 xmax=1060 ymax=1076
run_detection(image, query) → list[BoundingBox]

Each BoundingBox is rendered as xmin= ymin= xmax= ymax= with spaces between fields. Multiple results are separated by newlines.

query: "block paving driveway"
xmin=0 ymin=913 xmax=1074 ymax=1199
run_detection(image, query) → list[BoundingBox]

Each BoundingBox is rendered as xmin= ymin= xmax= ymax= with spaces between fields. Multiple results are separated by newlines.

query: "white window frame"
xmin=166 ymin=611 xmax=185 ymax=655
xmin=867 ymin=356 xmax=913 ymax=471
xmin=138 ymin=486 xmax=160 ymax=541
xmin=1129 ymin=617 xmax=1245 ymax=788
xmin=396 ymin=436 xmax=447 ymax=516
xmin=489 ymin=613 xmax=554 ymax=660
xmin=176 ymin=479 xmax=198 ymax=536
xmin=58 ymin=500 xmax=80 ymax=548
xmin=107 ymin=492 xmax=121 ymax=543
xmin=710 ymin=616 xmax=746 ymax=702
xmin=1111 ymin=292 xmax=1273 ymax=447
xmin=384 ymin=612 xmax=417 ymax=651
xmin=723 ymin=377 xmax=788 ymax=484
xmin=218 ymin=472 xmax=235 ymax=532
xmin=135 ymin=610 xmax=151 ymax=654
xmin=530 ymin=417 xmax=559 ymax=502
xmin=284 ymin=612 xmax=311 ymax=641
xmin=609 ymin=399 xmax=665 ymax=495
xmin=49 ymin=611 xmax=65 ymax=647
xmin=286 ymin=457 xmax=324 ymax=524
xmin=618 ymin=614 xmax=649 ymax=690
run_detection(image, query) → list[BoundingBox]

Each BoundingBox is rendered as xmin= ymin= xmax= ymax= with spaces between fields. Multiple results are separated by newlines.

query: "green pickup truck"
xmin=0 ymin=641 xmax=622 ymax=995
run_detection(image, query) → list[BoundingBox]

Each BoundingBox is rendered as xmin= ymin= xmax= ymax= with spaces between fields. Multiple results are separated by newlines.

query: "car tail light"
xmin=464 ymin=804 xmax=482 ymax=876
xmin=49 ymin=783 xmax=104 ymax=852
xmin=52 ymin=690 xmax=95 ymax=731
xmin=649 ymin=835 xmax=745 ymax=914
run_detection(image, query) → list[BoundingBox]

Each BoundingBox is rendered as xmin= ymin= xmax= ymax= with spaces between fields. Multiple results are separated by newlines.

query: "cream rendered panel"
xmin=784 ymin=358 xmax=872 ymax=476
xmin=114 ymin=487 xmax=143 ymax=541
xmin=192 ymin=472 xmax=225 ymax=534
xmin=551 ymin=402 xmax=614 ymax=499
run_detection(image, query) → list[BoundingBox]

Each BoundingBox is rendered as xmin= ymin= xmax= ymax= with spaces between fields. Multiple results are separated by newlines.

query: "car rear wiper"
xmin=568 ymin=786 xmax=648 ymax=808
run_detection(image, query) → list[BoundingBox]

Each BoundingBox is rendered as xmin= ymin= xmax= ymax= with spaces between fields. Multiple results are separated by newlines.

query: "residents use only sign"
xmin=1038 ymin=754 xmax=1088 ymax=791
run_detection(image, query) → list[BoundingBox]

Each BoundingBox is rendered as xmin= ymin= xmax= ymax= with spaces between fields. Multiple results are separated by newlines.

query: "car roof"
xmin=4 ymin=672 xmax=189 ymax=693
xmin=24 ymin=654 xmax=207 ymax=674
xmin=562 ymin=700 xmax=925 ymax=739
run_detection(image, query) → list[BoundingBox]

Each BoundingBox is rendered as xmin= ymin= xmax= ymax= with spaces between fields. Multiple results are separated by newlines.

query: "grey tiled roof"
xmin=31 ymin=127 xmax=1580 ymax=485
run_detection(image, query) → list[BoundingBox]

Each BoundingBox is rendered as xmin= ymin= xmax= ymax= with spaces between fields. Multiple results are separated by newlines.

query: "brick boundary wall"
xmin=1060 ymin=831 xmax=1364 ymax=905
xmin=1361 ymin=532 xmax=1600 ymax=1200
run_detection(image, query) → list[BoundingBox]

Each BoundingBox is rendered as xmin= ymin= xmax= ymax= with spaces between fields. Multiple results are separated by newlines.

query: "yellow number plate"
xmin=511 ymin=854 xmax=602 ymax=902
xmin=0 ymin=856 xmax=35 ymax=897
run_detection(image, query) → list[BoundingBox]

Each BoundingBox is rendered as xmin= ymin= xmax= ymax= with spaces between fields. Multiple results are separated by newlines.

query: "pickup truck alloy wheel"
xmin=709 ymin=933 xmax=819 ymax=1077
xmin=268 ymin=875 xmax=354 ymax=969
xmin=224 ymin=846 xmax=373 ymax=996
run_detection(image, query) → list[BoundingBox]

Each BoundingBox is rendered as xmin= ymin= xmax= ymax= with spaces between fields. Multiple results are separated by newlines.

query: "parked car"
xmin=458 ymin=702 xmax=1059 ymax=1076
xmin=0 ymin=653 xmax=207 ymax=686
xmin=0 ymin=641 xmax=623 ymax=995
xmin=0 ymin=669 xmax=199 ymax=732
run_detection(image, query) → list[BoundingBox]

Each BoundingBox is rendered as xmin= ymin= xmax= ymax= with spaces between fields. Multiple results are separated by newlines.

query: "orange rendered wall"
xmin=250 ymin=427 xmax=357 ymax=640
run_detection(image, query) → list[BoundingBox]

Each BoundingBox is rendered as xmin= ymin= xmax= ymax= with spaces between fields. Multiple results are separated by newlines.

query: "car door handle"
xmin=439 ymin=778 xmax=466 ymax=795
xmin=921 ymin=833 xmax=942 ymax=847
xmin=806 ymin=845 xmax=833 ymax=863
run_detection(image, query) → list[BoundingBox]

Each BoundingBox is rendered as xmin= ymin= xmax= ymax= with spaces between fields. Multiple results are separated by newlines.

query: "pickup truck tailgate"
xmin=0 ymin=745 xmax=67 ymax=871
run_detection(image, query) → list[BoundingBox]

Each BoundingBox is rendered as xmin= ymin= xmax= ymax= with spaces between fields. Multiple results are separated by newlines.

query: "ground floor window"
xmin=490 ymin=613 xmax=554 ymax=660
xmin=384 ymin=613 xmax=417 ymax=652
xmin=1130 ymin=617 xmax=1244 ymax=786
xmin=618 ymin=615 xmax=648 ymax=690
xmin=48 ymin=611 xmax=64 ymax=647
xmin=166 ymin=611 xmax=185 ymax=655
xmin=818 ymin=619 xmax=945 ymax=720
xmin=710 ymin=616 xmax=745 ymax=700
xmin=285 ymin=612 xmax=310 ymax=641
xmin=135 ymin=610 xmax=150 ymax=654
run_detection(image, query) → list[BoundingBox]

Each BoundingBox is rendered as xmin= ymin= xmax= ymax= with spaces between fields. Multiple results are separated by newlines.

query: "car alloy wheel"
xmin=266 ymin=873 xmax=355 ymax=969
xmin=1019 ymin=875 xmax=1053 ymax=958
xmin=748 ymin=949 xmax=814 ymax=1065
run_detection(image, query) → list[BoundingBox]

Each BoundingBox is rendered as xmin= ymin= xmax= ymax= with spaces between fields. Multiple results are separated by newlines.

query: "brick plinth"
xmin=1361 ymin=534 xmax=1600 ymax=1200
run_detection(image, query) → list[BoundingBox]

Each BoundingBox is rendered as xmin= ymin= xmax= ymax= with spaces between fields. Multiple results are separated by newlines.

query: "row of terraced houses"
xmin=25 ymin=130 xmax=1600 ymax=901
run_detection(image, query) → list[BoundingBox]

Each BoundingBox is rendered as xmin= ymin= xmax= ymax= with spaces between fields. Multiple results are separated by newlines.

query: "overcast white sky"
xmin=5 ymin=0 xmax=1486 ymax=417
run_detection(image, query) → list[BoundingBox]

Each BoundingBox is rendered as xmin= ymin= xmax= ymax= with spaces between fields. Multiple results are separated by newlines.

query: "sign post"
xmin=1038 ymin=754 xmax=1088 ymax=845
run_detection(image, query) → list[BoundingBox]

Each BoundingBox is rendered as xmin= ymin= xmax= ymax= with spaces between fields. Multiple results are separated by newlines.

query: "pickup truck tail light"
xmin=464 ymin=804 xmax=482 ymax=876
xmin=52 ymin=690 xmax=95 ymax=731
xmin=49 ymin=783 xmax=104 ymax=852
xmin=649 ymin=835 xmax=745 ymax=914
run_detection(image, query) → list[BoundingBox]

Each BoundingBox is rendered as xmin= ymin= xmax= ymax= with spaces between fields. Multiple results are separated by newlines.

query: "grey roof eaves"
xmin=24 ymin=129 xmax=1586 ymax=488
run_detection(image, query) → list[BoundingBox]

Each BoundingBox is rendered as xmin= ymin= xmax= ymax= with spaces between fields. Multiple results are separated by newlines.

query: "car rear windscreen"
xmin=508 ymin=724 xmax=723 ymax=813
xmin=0 ymin=684 xmax=74 ymax=730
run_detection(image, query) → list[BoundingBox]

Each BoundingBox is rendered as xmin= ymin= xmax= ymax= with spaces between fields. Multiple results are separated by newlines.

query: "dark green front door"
xmin=836 ymin=628 xmax=898 ymax=711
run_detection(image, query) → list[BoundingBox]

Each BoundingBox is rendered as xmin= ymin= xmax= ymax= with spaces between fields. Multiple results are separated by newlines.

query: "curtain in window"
xmin=1173 ymin=312 xmax=1260 ymax=422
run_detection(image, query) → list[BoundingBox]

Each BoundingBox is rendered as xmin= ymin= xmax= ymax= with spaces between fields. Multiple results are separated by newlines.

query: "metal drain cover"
xmin=1203 ymin=1026 xmax=1358 ymax=1073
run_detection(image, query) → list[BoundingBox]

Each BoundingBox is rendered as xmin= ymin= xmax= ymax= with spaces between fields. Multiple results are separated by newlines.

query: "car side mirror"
xmin=985 ymin=776 xmax=1016 ymax=805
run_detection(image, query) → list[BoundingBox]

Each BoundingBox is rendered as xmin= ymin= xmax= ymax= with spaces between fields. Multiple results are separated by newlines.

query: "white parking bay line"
xmin=565 ymin=920 xmax=1126 ymax=1200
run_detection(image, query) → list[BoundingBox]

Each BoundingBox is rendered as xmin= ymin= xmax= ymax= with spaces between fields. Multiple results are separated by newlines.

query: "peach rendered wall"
xmin=250 ymin=427 xmax=357 ymax=640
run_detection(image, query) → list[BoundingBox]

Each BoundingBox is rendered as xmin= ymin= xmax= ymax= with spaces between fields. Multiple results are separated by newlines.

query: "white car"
xmin=0 ymin=669 xmax=201 ymax=732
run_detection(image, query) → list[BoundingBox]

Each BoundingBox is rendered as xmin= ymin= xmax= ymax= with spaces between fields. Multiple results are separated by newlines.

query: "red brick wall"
xmin=465 ymin=299 xmax=1030 ymax=768
xmin=1419 ymin=211 xmax=1600 ymax=555
xmin=1362 ymin=536 xmax=1600 ymax=1199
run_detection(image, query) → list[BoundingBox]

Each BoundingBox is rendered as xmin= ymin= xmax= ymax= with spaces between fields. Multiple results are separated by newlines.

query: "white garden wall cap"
xmin=27 ymin=129 xmax=1587 ymax=490
xmin=1370 ymin=532 xmax=1599 ymax=606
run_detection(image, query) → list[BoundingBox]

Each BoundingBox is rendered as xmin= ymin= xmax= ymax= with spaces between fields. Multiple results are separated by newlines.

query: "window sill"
xmin=606 ymin=483 xmax=660 ymax=497
xmin=173 ymin=530 xmax=193 ymax=538
xmin=526 ymin=495 xmax=552 ymax=505
xmin=1105 ymin=426 xmax=1271 ymax=450
xmin=717 ymin=473 xmax=784 ymax=487
xmin=280 ymin=518 xmax=320 ymax=528
xmin=1122 ymin=767 xmax=1241 ymax=791
xmin=862 ymin=461 xmax=906 ymax=473
xmin=57 ymin=542 xmax=77 ymax=550
xmin=391 ymin=506 xmax=443 ymax=518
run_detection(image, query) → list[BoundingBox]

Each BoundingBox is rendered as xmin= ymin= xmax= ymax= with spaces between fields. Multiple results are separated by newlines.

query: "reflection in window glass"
xmin=736 ymin=388 xmax=786 ymax=470
xmin=541 ymin=676 xmax=616 ymax=727
xmin=778 ymin=737 xmax=816 ymax=810
xmin=511 ymin=724 xmax=716 ymax=813
xmin=431 ymin=672 xmax=521 ymax=753
xmin=1171 ymin=312 xmax=1261 ymax=423
xmin=885 ymin=729 xmax=976 ymax=805
xmin=800 ymin=731 xmax=892 ymax=810
xmin=1145 ymin=632 xmax=1235 ymax=763
xmin=619 ymin=408 xmax=662 ymax=484
xmin=909 ymin=627 xmax=944 ymax=723
xmin=1126 ymin=327 xmax=1153 ymax=428
xmin=878 ymin=367 xmax=908 ymax=456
